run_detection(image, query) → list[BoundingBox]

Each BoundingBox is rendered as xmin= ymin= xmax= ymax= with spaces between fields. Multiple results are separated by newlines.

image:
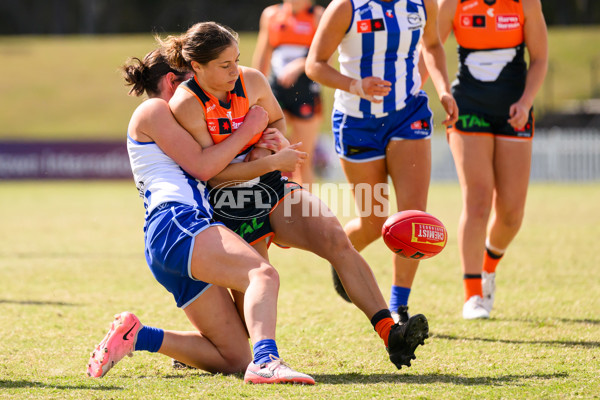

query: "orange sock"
xmin=374 ymin=318 xmax=395 ymax=347
xmin=463 ymin=275 xmax=482 ymax=302
xmin=483 ymin=248 xmax=503 ymax=274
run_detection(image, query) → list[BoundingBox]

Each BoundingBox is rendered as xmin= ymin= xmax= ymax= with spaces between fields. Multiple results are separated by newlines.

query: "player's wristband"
xmin=349 ymin=79 xmax=375 ymax=101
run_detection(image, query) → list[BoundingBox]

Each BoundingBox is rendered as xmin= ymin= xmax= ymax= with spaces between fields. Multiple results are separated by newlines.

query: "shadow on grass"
xmin=433 ymin=333 xmax=600 ymax=349
xmin=0 ymin=379 xmax=121 ymax=391
xmin=0 ymin=299 xmax=79 ymax=306
xmin=507 ymin=317 xmax=600 ymax=326
xmin=311 ymin=371 xmax=568 ymax=385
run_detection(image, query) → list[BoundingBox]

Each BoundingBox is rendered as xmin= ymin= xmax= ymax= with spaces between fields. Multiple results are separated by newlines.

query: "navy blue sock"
xmin=389 ymin=285 xmax=411 ymax=313
xmin=253 ymin=339 xmax=279 ymax=365
xmin=134 ymin=326 xmax=164 ymax=353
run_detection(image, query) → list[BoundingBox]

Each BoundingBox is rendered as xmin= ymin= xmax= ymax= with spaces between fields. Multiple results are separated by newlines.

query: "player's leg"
xmin=339 ymin=158 xmax=390 ymax=250
xmin=488 ymin=137 xmax=532 ymax=250
xmin=448 ymin=131 xmax=495 ymax=318
xmin=271 ymin=188 xmax=388 ymax=317
xmin=160 ymin=284 xmax=253 ymax=374
xmin=189 ymin=225 xmax=314 ymax=384
xmin=482 ymin=137 xmax=532 ymax=311
xmin=270 ymin=190 xmax=429 ymax=369
xmin=333 ymin=157 xmax=389 ymax=301
xmin=385 ymin=138 xmax=431 ymax=316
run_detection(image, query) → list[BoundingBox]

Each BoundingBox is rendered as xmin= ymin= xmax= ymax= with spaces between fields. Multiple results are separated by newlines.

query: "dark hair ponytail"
xmin=121 ymin=48 xmax=188 ymax=97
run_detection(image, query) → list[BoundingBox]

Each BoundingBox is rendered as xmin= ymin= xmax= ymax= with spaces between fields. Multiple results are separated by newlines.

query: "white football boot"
xmin=463 ymin=295 xmax=490 ymax=320
xmin=482 ymin=271 xmax=496 ymax=312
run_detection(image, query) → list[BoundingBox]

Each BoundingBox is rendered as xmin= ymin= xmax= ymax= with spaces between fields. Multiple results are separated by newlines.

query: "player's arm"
xmin=420 ymin=0 xmax=458 ymax=126
xmin=207 ymin=67 xmax=300 ymax=186
xmin=305 ymin=0 xmax=391 ymax=102
xmin=419 ymin=0 xmax=457 ymax=84
xmin=167 ymin=87 xmax=269 ymax=181
xmin=252 ymin=5 xmax=276 ymax=77
xmin=508 ymin=0 xmax=548 ymax=129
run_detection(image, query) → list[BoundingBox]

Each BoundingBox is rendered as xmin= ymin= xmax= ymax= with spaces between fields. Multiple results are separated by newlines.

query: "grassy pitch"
xmin=0 ymin=181 xmax=598 ymax=399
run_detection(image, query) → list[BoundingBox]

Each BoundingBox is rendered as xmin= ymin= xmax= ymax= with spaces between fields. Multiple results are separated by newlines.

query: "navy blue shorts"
xmin=144 ymin=202 xmax=224 ymax=308
xmin=332 ymin=91 xmax=433 ymax=162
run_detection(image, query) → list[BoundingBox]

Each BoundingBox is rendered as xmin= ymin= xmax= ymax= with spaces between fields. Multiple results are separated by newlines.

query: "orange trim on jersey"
xmin=184 ymin=71 xmax=262 ymax=152
xmin=268 ymin=3 xmax=317 ymax=48
xmin=454 ymin=0 xmax=524 ymax=49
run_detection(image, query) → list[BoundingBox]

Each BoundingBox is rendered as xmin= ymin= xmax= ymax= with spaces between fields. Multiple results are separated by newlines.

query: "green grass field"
xmin=1 ymin=26 xmax=600 ymax=139
xmin=0 ymin=181 xmax=598 ymax=399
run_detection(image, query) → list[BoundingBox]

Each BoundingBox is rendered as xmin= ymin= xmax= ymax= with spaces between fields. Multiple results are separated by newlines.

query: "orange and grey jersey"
xmin=266 ymin=3 xmax=318 ymax=79
xmin=181 ymin=71 xmax=261 ymax=155
xmin=267 ymin=3 xmax=318 ymax=77
xmin=452 ymin=0 xmax=527 ymax=115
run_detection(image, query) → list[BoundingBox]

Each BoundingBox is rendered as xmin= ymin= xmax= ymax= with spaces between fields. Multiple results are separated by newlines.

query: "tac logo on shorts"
xmin=209 ymin=180 xmax=279 ymax=221
xmin=357 ymin=18 xmax=385 ymax=33
xmin=460 ymin=14 xmax=486 ymax=28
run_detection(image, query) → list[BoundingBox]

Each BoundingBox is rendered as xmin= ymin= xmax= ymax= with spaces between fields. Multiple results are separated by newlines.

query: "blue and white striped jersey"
xmin=335 ymin=0 xmax=427 ymax=118
xmin=127 ymin=135 xmax=213 ymax=218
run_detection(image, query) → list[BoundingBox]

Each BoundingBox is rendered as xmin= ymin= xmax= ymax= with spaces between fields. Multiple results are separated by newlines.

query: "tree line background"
xmin=1 ymin=0 xmax=599 ymax=35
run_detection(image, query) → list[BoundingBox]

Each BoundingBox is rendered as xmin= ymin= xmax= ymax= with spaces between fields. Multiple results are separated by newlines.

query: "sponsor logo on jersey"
xmin=496 ymin=14 xmax=520 ymax=30
xmin=460 ymin=14 xmax=486 ymax=28
xmin=385 ymin=10 xmax=394 ymax=18
xmin=462 ymin=1 xmax=478 ymax=11
xmin=207 ymin=116 xmax=246 ymax=135
xmin=407 ymin=13 xmax=422 ymax=26
xmin=294 ymin=21 xmax=313 ymax=35
xmin=357 ymin=18 xmax=385 ymax=33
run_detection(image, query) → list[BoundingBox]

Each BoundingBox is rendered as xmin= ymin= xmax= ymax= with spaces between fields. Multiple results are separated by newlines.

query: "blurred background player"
xmin=162 ymin=21 xmax=431 ymax=370
xmin=306 ymin=0 xmax=458 ymax=321
xmin=86 ymin=49 xmax=315 ymax=385
xmin=252 ymin=0 xmax=324 ymax=185
xmin=422 ymin=0 xmax=548 ymax=319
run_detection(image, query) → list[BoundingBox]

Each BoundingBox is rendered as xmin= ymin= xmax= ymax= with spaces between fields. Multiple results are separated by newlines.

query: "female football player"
xmin=423 ymin=0 xmax=547 ymax=319
xmin=161 ymin=21 xmax=430 ymax=370
xmin=86 ymin=48 xmax=315 ymax=384
xmin=305 ymin=0 xmax=458 ymax=321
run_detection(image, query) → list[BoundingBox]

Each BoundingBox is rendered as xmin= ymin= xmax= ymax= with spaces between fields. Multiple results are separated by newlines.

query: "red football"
xmin=382 ymin=210 xmax=447 ymax=259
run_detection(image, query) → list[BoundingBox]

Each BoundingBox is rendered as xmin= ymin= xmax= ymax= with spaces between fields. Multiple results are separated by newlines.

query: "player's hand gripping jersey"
xmin=452 ymin=0 xmax=526 ymax=115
